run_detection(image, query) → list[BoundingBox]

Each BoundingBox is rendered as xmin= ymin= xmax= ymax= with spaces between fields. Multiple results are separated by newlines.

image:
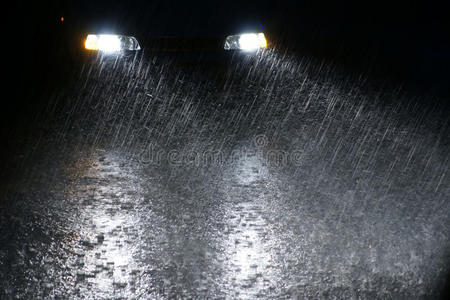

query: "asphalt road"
xmin=1 ymin=48 xmax=449 ymax=299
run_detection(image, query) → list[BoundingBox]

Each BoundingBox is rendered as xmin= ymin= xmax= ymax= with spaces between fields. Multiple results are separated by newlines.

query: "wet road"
xmin=1 ymin=49 xmax=449 ymax=299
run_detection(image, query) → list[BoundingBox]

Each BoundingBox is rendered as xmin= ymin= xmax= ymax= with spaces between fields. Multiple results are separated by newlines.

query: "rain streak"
xmin=1 ymin=46 xmax=449 ymax=299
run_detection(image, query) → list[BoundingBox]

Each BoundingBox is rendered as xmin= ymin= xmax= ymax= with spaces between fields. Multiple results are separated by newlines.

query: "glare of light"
xmin=224 ymin=32 xmax=267 ymax=50
xmin=239 ymin=33 xmax=262 ymax=51
xmin=84 ymin=34 xmax=99 ymax=50
xmin=258 ymin=33 xmax=267 ymax=48
xmin=60 ymin=17 xmax=64 ymax=22
xmin=98 ymin=35 xmax=121 ymax=52
xmin=84 ymin=34 xmax=121 ymax=52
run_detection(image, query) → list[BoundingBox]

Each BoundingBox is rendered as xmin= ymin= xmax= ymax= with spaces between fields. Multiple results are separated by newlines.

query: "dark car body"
xmin=59 ymin=0 xmax=273 ymax=72
xmin=72 ymin=1 xmax=266 ymax=54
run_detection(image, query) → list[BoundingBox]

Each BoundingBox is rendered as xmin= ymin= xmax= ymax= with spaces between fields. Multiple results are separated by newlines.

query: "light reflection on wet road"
xmin=220 ymin=147 xmax=279 ymax=298
xmin=66 ymin=155 xmax=142 ymax=298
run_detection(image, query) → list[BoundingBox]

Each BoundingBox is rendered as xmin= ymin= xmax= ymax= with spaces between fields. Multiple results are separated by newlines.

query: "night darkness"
xmin=2 ymin=1 xmax=450 ymax=299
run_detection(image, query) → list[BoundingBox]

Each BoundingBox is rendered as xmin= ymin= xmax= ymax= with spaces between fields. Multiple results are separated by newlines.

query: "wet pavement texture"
xmin=1 ymin=50 xmax=449 ymax=299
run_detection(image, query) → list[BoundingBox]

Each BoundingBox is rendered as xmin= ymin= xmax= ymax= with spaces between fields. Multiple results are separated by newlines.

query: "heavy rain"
xmin=1 ymin=1 xmax=450 ymax=299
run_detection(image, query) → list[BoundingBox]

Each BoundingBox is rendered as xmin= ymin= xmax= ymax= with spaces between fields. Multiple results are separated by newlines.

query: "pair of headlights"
xmin=84 ymin=32 xmax=267 ymax=52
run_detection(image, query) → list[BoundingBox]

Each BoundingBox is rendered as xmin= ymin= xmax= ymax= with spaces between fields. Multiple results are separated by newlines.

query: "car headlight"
xmin=224 ymin=32 xmax=267 ymax=51
xmin=84 ymin=34 xmax=141 ymax=52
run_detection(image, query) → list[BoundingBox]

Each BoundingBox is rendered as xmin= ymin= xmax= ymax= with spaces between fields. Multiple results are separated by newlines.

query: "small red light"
xmin=60 ymin=17 xmax=64 ymax=22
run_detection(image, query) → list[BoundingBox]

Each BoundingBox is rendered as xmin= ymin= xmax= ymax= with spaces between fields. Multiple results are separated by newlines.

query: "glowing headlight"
xmin=224 ymin=33 xmax=267 ymax=51
xmin=84 ymin=34 xmax=141 ymax=52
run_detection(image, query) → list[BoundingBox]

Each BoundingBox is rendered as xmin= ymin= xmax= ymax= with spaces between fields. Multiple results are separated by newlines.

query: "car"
xmin=73 ymin=1 xmax=269 ymax=63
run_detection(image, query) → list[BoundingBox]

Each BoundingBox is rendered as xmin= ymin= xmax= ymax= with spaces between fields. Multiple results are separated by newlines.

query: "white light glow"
xmin=97 ymin=35 xmax=121 ymax=52
xmin=85 ymin=34 xmax=121 ymax=52
xmin=239 ymin=33 xmax=261 ymax=51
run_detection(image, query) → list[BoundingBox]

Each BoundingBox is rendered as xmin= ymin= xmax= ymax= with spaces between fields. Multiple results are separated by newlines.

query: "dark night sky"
xmin=8 ymin=1 xmax=448 ymax=55
xmin=11 ymin=1 xmax=450 ymax=39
